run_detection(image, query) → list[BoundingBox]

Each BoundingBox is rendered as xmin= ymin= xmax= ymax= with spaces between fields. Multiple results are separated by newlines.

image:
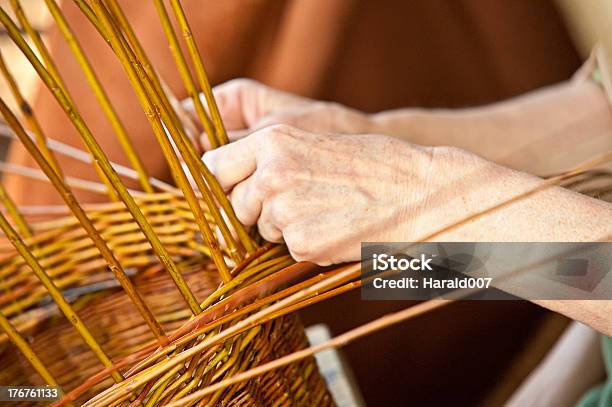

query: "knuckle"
xmin=268 ymin=194 xmax=300 ymax=228
xmin=270 ymin=196 xmax=293 ymax=225
xmin=284 ymin=227 xmax=312 ymax=261
xmin=264 ymin=124 xmax=296 ymax=140
xmin=257 ymin=161 xmax=294 ymax=192
xmin=255 ymin=130 xmax=291 ymax=154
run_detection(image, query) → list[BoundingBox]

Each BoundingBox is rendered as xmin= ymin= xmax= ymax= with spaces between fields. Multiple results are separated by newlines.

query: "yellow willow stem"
xmin=0 ymin=312 xmax=70 ymax=400
xmin=7 ymin=0 xmax=117 ymax=201
xmin=200 ymin=255 xmax=293 ymax=310
xmin=86 ymin=0 xmax=232 ymax=282
xmin=8 ymin=0 xmax=67 ymax=93
xmin=151 ymin=0 xmax=216 ymax=149
xmin=0 ymin=183 xmax=30 ymax=238
xmin=87 ymin=0 xmax=255 ymax=254
xmin=0 ymin=50 xmax=63 ymax=176
xmin=0 ymin=96 xmax=167 ymax=345
xmin=169 ymin=0 xmax=229 ymax=145
xmin=102 ymin=0 xmax=197 ymax=151
xmin=0 ymin=208 xmax=123 ymax=383
xmin=0 ymin=8 xmax=202 ymax=314
xmin=44 ymin=0 xmax=153 ymax=193
xmin=90 ymin=0 xmax=247 ymax=264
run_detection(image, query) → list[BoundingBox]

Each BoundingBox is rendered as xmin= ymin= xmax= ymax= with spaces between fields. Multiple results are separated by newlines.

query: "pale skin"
xmin=199 ymin=78 xmax=612 ymax=336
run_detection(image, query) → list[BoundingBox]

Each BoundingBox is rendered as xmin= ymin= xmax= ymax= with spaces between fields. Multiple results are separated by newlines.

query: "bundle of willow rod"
xmin=0 ymin=0 xmax=334 ymax=405
xmin=0 ymin=1 xmax=611 ymax=406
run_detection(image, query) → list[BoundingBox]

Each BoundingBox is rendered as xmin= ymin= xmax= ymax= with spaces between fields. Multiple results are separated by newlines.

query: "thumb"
xmin=212 ymin=78 xmax=313 ymax=131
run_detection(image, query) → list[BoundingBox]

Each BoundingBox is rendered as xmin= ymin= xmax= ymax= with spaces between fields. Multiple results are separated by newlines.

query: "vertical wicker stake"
xmin=43 ymin=0 xmax=153 ymax=194
xmin=79 ymin=0 xmax=234 ymax=280
xmin=8 ymin=0 xmax=118 ymax=201
xmin=168 ymin=0 xmax=230 ymax=146
xmin=87 ymin=0 xmax=250 ymax=267
xmin=0 ymin=183 xmax=31 ymax=238
xmin=0 ymin=312 xmax=72 ymax=406
xmin=152 ymin=0 xmax=217 ymax=149
xmin=0 ymin=6 xmax=203 ymax=314
xmin=0 ymin=200 xmax=123 ymax=383
xmin=0 ymin=95 xmax=167 ymax=343
xmin=90 ymin=0 xmax=256 ymax=256
xmin=0 ymin=51 xmax=63 ymax=176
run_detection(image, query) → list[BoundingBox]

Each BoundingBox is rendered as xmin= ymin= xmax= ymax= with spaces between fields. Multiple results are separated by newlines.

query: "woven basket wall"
xmin=0 ymin=193 xmax=333 ymax=405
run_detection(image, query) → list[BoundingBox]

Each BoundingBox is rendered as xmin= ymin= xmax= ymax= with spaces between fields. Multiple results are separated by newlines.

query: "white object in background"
xmin=306 ymin=324 xmax=366 ymax=407
xmin=505 ymin=321 xmax=605 ymax=407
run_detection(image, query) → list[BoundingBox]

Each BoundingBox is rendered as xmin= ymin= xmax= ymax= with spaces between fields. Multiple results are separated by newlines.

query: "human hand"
xmin=184 ymin=79 xmax=375 ymax=145
xmin=202 ymin=124 xmax=481 ymax=265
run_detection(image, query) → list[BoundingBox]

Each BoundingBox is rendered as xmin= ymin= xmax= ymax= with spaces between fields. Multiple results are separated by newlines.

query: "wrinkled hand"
xmin=202 ymin=124 xmax=450 ymax=265
xmin=184 ymin=79 xmax=375 ymax=145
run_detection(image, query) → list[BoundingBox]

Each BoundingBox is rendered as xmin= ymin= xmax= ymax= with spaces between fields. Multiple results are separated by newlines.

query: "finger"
xmin=202 ymin=135 xmax=257 ymax=191
xmin=213 ymin=78 xmax=313 ymax=130
xmin=230 ymin=176 xmax=264 ymax=226
xmin=257 ymin=200 xmax=283 ymax=243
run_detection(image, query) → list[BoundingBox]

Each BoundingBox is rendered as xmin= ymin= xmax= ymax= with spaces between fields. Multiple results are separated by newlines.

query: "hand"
xmin=184 ymin=79 xmax=376 ymax=145
xmin=203 ymin=124 xmax=452 ymax=265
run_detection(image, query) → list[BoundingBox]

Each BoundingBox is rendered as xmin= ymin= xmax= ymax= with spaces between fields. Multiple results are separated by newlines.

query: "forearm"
xmin=417 ymin=147 xmax=612 ymax=335
xmin=417 ymin=146 xmax=611 ymax=242
xmin=372 ymin=79 xmax=612 ymax=175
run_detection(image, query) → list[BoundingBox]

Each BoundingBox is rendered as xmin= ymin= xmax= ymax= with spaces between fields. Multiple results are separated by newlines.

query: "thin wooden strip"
xmin=0 ymin=48 xmax=62 ymax=175
xmin=0 ymin=5 xmax=202 ymax=314
xmin=150 ymin=0 xmax=215 ymax=149
xmin=7 ymin=0 xmax=117 ymax=200
xmin=0 ymin=206 xmax=124 ymax=383
xmin=0 ymin=95 xmax=167 ymax=343
xmin=44 ymin=0 xmax=153 ymax=193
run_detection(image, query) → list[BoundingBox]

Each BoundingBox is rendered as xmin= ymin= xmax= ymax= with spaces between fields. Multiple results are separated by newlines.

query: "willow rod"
xmin=0 ymin=201 xmax=123 ymax=383
xmin=8 ymin=0 xmax=67 ymax=93
xmin=83 ymin=0 xmax=232 ymax=282
xmin=0 ymin=182 xmax=31 ymax=238
xmin=7 ymin=0 xmax=117 ymax=200
xmin=90 ymin=0 xmax=245 ymax=264
xmin=0 ymin=96 xmax=167 ymax=343
xmin=167 ymin=299 xmax=453 ymax=407
xmin=81 ymin=263 xmax=360 ymax=406
xmin=0 ymin=50 xmax=62 ymax=175
xmin=101 ymin=0 xmax=202 ymax=156
xmin=101 ymin=0 xmax=255 ymax=254
xmin=104 ymin=0 xmax=256 ymax=253
xmin=151 ymin=0 xmax=217 ymax=149
xmin=0 ymin=6 xmax=202 ymax=314
xmin=44 ymin=0 xmax=153 ymax=193
xmin=0 ymin=311 xmax=70 ymax=401
xmin=168 ymin=0 xmax=229 ymax=145
xmin=0 ymin=160 xmax=142 ymax=196
xmin=0 ymin=121 xmax=178 ymax=192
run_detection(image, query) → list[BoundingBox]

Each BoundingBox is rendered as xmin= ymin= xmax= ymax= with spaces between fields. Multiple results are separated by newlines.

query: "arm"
xmin=371 ymin=78 xmax=612 ymax=175
xmin=203 ymin=124 xmax=612 ymax=334
xmin=210 ymin=77 xmax=612 ymax=176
